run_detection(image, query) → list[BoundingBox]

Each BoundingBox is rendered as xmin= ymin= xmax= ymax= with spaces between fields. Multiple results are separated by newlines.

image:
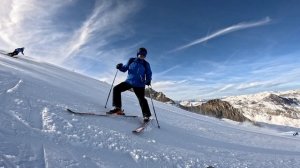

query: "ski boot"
xmin=106 ymin=107 xmax=125 ymax=115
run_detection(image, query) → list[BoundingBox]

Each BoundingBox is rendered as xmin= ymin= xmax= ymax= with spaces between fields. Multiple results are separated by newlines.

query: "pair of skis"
xmin=0 ymin=52 xmax=18 ymax=58
xmin=66 ymin=108 xmax=151 ymax=134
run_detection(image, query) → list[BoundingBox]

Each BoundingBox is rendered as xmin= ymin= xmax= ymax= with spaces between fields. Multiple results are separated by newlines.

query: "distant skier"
xmin=293 ymin=132 xmax=298 ymax=136
xmin=8 ymin=47 xmax=25 ymax=57
xmin=107 ymin=47 xmax=152 ymax=122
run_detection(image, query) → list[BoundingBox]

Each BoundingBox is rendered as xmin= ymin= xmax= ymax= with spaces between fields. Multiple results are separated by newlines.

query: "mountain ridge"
xmin=177 ymin=90 xmax=300 ymax=128
xmin=143 ymin=84 xmax=300 ymax=127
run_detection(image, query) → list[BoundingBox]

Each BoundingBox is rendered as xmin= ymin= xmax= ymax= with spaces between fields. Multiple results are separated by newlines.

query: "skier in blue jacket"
xmin=8 ymin=47 xmax=25 ymax=57
xmin=107 ymin=47 xmax=152 ymax=122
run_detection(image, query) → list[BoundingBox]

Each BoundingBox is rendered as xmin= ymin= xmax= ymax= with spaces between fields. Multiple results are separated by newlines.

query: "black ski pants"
xmin=112 ymin=82 xmax=151 ymax=117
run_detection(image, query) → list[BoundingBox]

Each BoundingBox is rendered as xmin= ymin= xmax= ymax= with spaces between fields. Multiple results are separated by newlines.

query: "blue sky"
xmin=1 ymin=0 xmax=300 ymax=100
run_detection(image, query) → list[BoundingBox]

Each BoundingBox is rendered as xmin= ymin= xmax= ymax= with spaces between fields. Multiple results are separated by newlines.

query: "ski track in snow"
xmin=0 ymin=55 xmax=300 ymax=168
xmin=6 ymin=79 xmax=23 ymax=93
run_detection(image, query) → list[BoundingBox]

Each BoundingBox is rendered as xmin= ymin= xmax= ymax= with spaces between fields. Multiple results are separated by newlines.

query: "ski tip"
xmin=132 ymin=130 xmax=142 ymax=134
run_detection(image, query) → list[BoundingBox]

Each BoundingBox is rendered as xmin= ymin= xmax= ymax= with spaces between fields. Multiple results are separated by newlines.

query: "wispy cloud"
xmin=0 ymin=0 xmax=140 ymax=66
xmin=62 ymin=1 xmax=139 ymax=64
xmin=170 ymin=17 xmax=271 ymax=52
xmin=160 ymin=50 xmax=300 ymax=100
xmin=155 ymin=65 xmax=181 ymax=77
xmin=152 ymin=80 xmax=187 ymax=90
xmin=0 ymin=0 xmax=74 ymax=56
xmin=218 ymin=84 xmax=235 ymax=92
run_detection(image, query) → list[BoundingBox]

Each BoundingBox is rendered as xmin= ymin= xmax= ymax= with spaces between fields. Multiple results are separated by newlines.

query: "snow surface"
xmin=0 ymin=55 xmax=300 ymax=168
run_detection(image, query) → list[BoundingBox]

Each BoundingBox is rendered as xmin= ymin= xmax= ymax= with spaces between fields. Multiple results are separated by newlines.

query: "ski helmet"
xmin=137 ymin=47 xmax=147 ymax=57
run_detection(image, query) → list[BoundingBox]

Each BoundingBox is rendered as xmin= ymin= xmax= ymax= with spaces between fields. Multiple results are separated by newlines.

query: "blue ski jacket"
xmin=14 ymin=48 xmax=24 ymax=55
xmin=119 ymin=57 xmax=152 ymax=87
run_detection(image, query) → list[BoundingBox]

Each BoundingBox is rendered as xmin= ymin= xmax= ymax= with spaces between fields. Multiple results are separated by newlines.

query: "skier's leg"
xmin=11 ymin=51 xmax=18 ymax=56
xmin=133 ymin=87 xmax=151 ymax=118
xmin=112 ymin=82 xmax=131 ymax=108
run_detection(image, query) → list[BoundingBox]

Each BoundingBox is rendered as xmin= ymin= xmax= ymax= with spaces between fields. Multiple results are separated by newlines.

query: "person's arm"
xmin=145 ymin=62 xmax=152 ymax=85
xmin=118 ymin=58 xmax=134 ymax=72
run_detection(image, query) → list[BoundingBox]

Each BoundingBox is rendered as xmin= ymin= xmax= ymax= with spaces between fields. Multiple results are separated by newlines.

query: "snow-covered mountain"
xmin=223 ymin=90 xmax=300 ymax=128
xmin=179 ymin=99 xmax=249 ymax=123
xmin=179 ymin=90 xmax=300 ymax=128
xmin=1 ymin=54 xmax=300 ymax=168
xmin=179 ymin=100 xmax=205 ymax=107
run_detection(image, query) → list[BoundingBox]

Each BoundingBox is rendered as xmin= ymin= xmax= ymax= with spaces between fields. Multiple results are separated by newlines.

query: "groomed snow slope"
xmin=0 ymin=55 xmax=300 ymax=168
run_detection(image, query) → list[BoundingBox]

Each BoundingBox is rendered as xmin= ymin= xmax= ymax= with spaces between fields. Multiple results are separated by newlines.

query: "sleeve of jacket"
xmin=119 ymin=58 xmax=134 ymax=72
xmin=145 ymin=62 xmax=152 ymax=84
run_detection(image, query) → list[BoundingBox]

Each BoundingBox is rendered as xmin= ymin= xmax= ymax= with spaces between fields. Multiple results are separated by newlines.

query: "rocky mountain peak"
xmin=263 ymin=93 xmax=299 ymax=106
xmin=180 ymin=99 xmax=249 ymax=122
xmin=144 ymin=88 xmax=175 ymax=104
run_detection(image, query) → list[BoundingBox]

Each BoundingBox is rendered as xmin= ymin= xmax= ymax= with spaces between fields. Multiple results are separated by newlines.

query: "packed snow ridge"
xmin=0 ymin=55 xmax=299 ymax=168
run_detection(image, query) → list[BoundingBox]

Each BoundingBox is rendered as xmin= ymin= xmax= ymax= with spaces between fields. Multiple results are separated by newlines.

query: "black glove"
xmin=116 ymin=63 xmax=123 ymax=69
xmin=145 ymin=81 xmax=151 ymax=86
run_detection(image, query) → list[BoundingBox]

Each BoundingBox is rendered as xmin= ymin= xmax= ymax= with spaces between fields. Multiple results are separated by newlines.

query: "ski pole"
xmin=148 ymin=85 xmax=160 ymax=128
xmin=105 ymin=69 xmax=118 ymax=108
